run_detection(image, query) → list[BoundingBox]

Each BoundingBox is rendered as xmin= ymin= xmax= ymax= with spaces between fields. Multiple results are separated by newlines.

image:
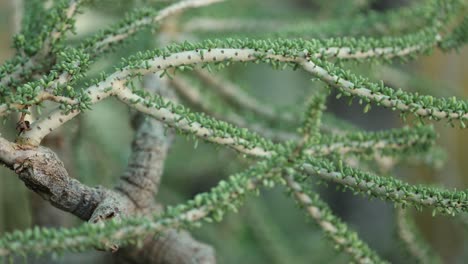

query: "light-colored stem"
xmin=301 ymin=163 xmax=466 ymax=212
xmin=305 ymin=136 xmax=421 ymax=156
xmin=22 ymin=43 xmax=453 ymax=147
xmin=44 ymin=0 xmax=81 ymax=51
xmin=92 ymin=0 xmax=225 ymax=54
xmin=314 ymin=44 xmax=429 ymax=59
xmin=22 ymin=49 xmax=284 ymax=150
xmin=0 ymin=90 xmax=78 ymax=116
xmin=7 ymin=48 xmax=323 ymax=144
xmin=299 ymin=59 xmax=466 ymax=120
xmin=285 ymin=174 xmax=382 ymax=264
xmin=116 ymin=86 xmax=274 ymax=157
xmin=19 ymin=79 xmax=117 ymax=145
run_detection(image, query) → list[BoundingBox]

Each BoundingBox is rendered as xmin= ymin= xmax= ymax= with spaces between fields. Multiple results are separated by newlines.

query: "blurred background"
xmin=0 ymin=0 xmax=467 ymax=263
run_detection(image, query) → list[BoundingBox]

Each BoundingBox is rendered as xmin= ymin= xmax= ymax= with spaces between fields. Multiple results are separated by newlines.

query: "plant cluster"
xmin=0 ymin=0 xmax=467 ymax=263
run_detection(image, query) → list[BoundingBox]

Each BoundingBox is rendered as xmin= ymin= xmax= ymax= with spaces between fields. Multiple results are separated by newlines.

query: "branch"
xmin=298 ymin=92 xmax=327 ymax=146
xmin=83 ymin=74 xmax=216 ymax=262
xmin=118 ymin=86 xmax=437 ymax=162
xmin=84 ymin=0 xmax=225 ymax=57
xmin=281 ymin=97 xmax=386 ymax=263
xmin=0 ymin=0 xmax=223 ymax=116
xmin=396 ymin=208 xmax=442 ymax=264
xmin=10 ymin=43 xmax=459 ymax=221
xmin=307 ymin=126 xmax=436 ymax=158
xmin=16 ymin=50 xmax=438 ymax=161
xmin=0 ymin=50 xmax=87 ymax=118
xmin=300 ymin=58 xmax=468 ymax=125
xmin=284 ymin=172 xmax=386 ymax=264
xmin=0 ymin=136 xmax=105 ymax=221
xmin=2 ymin=0 xmax=461 ymax=118
xmin=114 ymin=76 xmax=175 ymax=209
xmin=299 ymin=158 xmax=468 ymax=215
xmin=0 ymin=57 xmax=38 ymax=91
xmin=30 ymin=129 xmax=79 ymax=227
xmin=0 ymin=0 xmax=83 ymax=88
xmin=115 ymin=85 xmax=275 ymax=157
xmin=19 ymin=34 xmax=456 ymax=145
xmin=41 ymin=0 xmax=82 ymax=55
xmin=0 ymin=159 xmax=280 ymax=258
xmin=115 ymin=229 xmax=215 ymax=264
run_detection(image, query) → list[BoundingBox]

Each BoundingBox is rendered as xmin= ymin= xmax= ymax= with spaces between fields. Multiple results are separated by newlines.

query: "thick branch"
xmin=115 ymin=229 xmax=215 ymax=264
xmin=0 ymin=157 xmax=278 ymax=258
xmin=115 ymin=77 xmax=216 ymax=263
xmin=0 ymin=137 xmax=105 ymax=220
xmin=116 ymin=75 xmax=175 ymax=208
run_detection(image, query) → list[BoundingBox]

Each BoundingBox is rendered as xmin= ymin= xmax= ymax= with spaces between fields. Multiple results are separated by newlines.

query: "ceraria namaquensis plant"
xmin=0 ymin=0 xmax=467 ymax=263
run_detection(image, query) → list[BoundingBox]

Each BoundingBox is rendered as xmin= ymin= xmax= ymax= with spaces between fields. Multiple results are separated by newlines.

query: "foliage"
xmin=0 ymin=0 xmax=467 ymax=263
